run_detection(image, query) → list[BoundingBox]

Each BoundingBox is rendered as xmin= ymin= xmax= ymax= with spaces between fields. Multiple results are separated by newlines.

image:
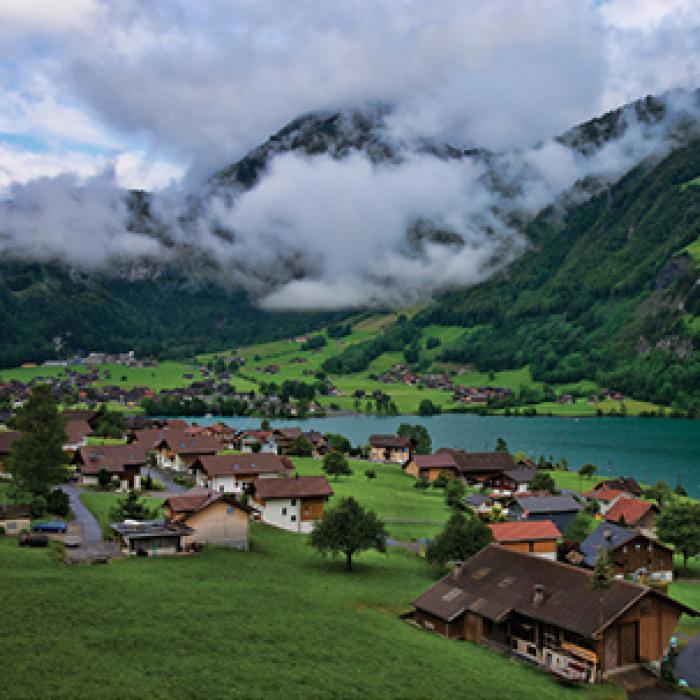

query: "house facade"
xmin=153 ymin=433 xmax=222 ymax=472
xmin=484 ymin=468 xmax=537 ymax=496
xmin=368 ymin=435 xmax=411 ymax=464
xmin=110 ymin=520 xmax=193 ymax=556
xmin=604 ymin=498 xmax=658 ymax=530
xmin=411 ymin=545 xmax=695 ymax=682
xmin=192 ymin=453 xmax=294 ymax=494
xmin=75 ymin=444 xmax=147 ymax=490
xmin=253 ymin=475 xmax=333 ymax=533
xmin=435 ymin=449 xmax=517 ymax=484
xmin=404 ymin=453 xmax=459 ymax=480
xmin=488 ymin=520 xmax=560 ymax=560
xmin=0 ymin=504 xmax=31 ymax=535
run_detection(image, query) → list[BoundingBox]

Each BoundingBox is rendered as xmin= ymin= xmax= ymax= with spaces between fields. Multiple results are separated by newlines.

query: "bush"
xmin=426 ymin=336 xmax=441 ymax=350
xmin=418 ymin=399 xmax=441 ymax=416
xmin=173 ymin=474 xmax=195 ymax=488
xmin=414 ymin=476 xmax=430 ymax=489
xmin=432 ymin=474 xmax=448 ymax=489
xmin=30 ymin=495 xmax=47 ymax=518
xmin=364 ymin=469 xmax=377 ymax=480
xmin=47 ymin=489 xmax=69 ymax=517
xmin=0 ymin=525 xmax=5 ymax=536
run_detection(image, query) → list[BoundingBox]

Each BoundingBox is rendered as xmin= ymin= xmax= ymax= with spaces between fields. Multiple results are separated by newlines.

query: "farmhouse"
xmin=0 ymin=430 xmax=22 ymax=473
xmin=254 ymin=475 xmax=333 ymax=533
xmin=583 ymin=487 xmax=630 ymax=515
xmin=75 ymin=444 xmax=148 ymax=490
xmin=484 ymin=468 xmax=537 ymax=496
xmin=164 ymin=488 xmax=251 ymax=550
xmin=0 ymin=504 xmax=31 ymax=535
xmin=369 ymin=435 xmax=412 ymax=464
xmin=237 ymin=429 xmax=276 ymax=453
xmin=510 ymin=494 xmax=582 ymax=532
xmin=404 ymin=452 xmax=459 ymax=480
xmin=192 ymin=453 xmax=293 ymax=494
xmin=152 ymin=432 xmax=222 ymax=472
xmin=488 ymin=520 xmax=560 ymax=560
xmin=110 ymin=520 xmax=194 ymax=556
xmin=436 ymin=449 xmax=517 ymax=483
xmin=580 ymin=523 xmax=674 ymax=582
xmin=593 ymin=478 xmax=643 ymax=498
xmin=63 ymin=419 xmax=93 ymax=452
xmin=604 ymin=498 xmax=659 ymax=530
xmin=411 ymin=545 xmax=695 ymax=682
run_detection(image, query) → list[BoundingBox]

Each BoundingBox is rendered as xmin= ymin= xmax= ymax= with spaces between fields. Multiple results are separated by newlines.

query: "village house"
xmin=510 ymin=494 xmax=582 ymax=532
xmin=404 ymin=452 xmax=460 ymax=481
xmin=593 ymin=477 xmax=643 ymax=498
xmin=110 ymin=520 xmax=194 ymax=556
xmin=271 ymin=427 xmax=303 ymax=454
xmin=488 ymin=520 xmax=561 ymax=560
xmin=435 ymin=449 xmax=517 ymax=484
xmin=0 ymin=504 xmax=31 ymax=535
xmin=164 ymin=488 xmax=251 ymax=550
xmin=0 ymin=430 xmax=21 ymax=473
xmin=583 ymin=487 xmax=632 ymax=515
xmin=369 ymin=434 xmax=412 ymax=464
xmin=484 ymin=468 xmax=537 ymax=496
xmin=604 ymin=498 xmax=659 ymax=530
xmin=580 ymin=523 xmax=674 ymax=582
xmin=75 ymin=444 xmax=148 ymax=490
xmin=62 ymin=419 xmax=93 ymax=453
xmin=254 ymin=475 xmax=333 ymax=533
xmin=192 ymin=453 xmax=294 ymax=494
xmin=410 ymin=545 xmax=695 ymax=682
xmin=237 ymin=429 xmax=276 ymax=453
xmin=464 ymin=493 xmax=507 ymax=519
xmin=152 ymin=432 xmax=222 ymax=472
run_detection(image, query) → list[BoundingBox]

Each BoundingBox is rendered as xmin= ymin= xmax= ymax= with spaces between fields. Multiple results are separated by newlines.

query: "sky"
xmin=0 ymin=0 xmax=699 ymax=309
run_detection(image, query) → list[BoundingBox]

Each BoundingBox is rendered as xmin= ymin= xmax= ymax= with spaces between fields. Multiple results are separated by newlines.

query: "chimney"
xmin=532 ymin=584 xmax=545 ymax=606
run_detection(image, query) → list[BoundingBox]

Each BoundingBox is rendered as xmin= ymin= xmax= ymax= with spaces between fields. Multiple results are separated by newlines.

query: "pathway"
xmin=674 ymin=634 xmax=700 ymax=688
xmin=61 ymin=484 xmax=102 ymax=543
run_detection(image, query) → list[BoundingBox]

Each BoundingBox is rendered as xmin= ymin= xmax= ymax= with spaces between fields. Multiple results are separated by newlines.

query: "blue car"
xmin=32 ymin=521 xmax=67 ymax=534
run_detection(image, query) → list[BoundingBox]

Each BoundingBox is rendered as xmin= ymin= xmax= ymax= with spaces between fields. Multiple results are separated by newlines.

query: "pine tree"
xmin=8 ymin=385 xmax=67 ymax=495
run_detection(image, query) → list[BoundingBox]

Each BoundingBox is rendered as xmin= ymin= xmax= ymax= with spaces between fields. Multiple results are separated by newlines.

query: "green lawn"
xmin=293 ymin=457 xmax=451 ymax=541
xmin=0 ymin=528 xmax=624 ymax=699
xmin=79 ymin=492 xmax=163 ymax=538
xmin=669 ymin=580 xmax=700 ymax=636
xmin=545 ymin=470 xmax=601 ymax=494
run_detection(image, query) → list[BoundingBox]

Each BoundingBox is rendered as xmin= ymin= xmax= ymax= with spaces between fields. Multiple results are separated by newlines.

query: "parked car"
xmin=32 ymin=521 xmax=67 ymax=534
xmin=19 ymin=533 xmax=49 ymax=547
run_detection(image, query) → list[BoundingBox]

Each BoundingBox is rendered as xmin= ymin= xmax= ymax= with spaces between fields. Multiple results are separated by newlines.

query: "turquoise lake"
xmin=173 ymin=414 xmax=700 ymax=495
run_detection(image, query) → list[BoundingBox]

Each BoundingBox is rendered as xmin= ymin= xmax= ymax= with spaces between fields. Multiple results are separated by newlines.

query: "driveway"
xmin=145 ymin=467 xmax=186 ymax=495
xmin=675 ymin=634 xmax=700 ymax=688
xmin=61 ymin=485 xmax=102 ymax=544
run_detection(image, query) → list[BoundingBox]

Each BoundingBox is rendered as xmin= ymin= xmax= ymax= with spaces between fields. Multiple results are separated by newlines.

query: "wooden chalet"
xmin=191 ymin=453 xmax=293 ymax=494
xmin=405 ymin=452 xmax=460 ymax=480
xmin=484 ymin=468 xmax=537 ymax=496
xmin=435 ymin=448 xmax=517 ymax=484
xmin=75 ymin=444 xmax=148 ymax=490
xmin=411 ymin=545 xmax=695 ymax=682
xmin=488 ymin=520 xmax=560 ymax=560
xmin=369 ymin=435 xmax=412 ymax=465
xmin=604 ymin=498 xmax=659 ymax=530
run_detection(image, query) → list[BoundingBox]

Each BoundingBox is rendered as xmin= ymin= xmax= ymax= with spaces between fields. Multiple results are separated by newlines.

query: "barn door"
xmin=620 ymin=623 xmax=638 ymax=665
xmin=604 ymin=629 xmax=619 ymax=670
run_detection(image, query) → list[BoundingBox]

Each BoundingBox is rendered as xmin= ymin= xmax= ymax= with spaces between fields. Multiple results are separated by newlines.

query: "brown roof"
xmin=369 ymin=434 xmax=411 ymax=448
xmin=194 ymin=453 xmax=293 ymax=478
xmin=65 ymin=419 xmax=93 ymax=445
xmin=411 ymin=545 xmax=695 ymax=638
xmin=154 ymin=431 xmax=222 ymax=455
xmin=489 ymin=520 xmax=561 ymax=542
xmin=413 ymin=453 xmax=458 ymax=470
xmin=0 ymin=430 xmax=21 ymax=454
xmin=164 ymin=488 xmax=251 ymax=515
xmin=77 ymin=444 xmax=148 ymax=475
xmin=436 ymin=449 xmax=516 ymax=473
xmin=256 ymin=475 xmax=333 ymax=500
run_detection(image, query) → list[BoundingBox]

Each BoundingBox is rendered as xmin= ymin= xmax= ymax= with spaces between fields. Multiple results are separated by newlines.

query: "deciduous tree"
xmin=323 ymin=451 xmax=352 ymax=480
xmin=656 ymin=501 xmax=700 ymax=569
xmin=426 ymin=511 xmax=492 ymax=568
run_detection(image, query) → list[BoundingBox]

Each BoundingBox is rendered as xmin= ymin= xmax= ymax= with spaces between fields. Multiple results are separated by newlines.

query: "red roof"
xmin=583 ymin=487 xmax=625 ymax=502
xmin=604 ymin=498 xmax=655 ymax=526
xmin=489 ymin=520 xmax=561 ymax=543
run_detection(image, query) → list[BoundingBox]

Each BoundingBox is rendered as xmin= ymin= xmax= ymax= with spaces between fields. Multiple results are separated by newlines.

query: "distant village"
xmin=1 ymin=403 xmax=696 ymax=688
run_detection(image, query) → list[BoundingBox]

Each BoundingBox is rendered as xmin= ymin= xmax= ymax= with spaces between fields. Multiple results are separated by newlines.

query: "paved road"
xmin=145 ymin=467 xmax=186 ymax=495
xmin=61 ymin=485 xmax=102 ymax=543
xmin=675 ymin=634 xmax=700 ymax=688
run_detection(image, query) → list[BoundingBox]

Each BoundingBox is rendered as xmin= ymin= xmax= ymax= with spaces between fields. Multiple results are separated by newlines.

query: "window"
xmin=7 ymin=522 xmax=16 ymax=530
xmin=635 ymin=543 xmax=641 ymax=551
xmin=622 ymin=545 xmax=628 ymax=553
xmin=219 ymin=485 xmax=224 ymax=493
xmin=291 ymin=499 xmax=297 ymax=506
xmin=647 ymin=543 xmax=653 ymax=552
xmin=528 ymin=542 xmax=534 ymax=553
xmin=282 ymin=507 xmax=287 ymax=516
xmin=291 ymin=515 xmax=297 ymax=522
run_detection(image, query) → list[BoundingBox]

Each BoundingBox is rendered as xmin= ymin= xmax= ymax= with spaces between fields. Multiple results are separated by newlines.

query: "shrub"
xmin=414 ymin=476 xmax=430 ymax=489
xmin=0 ymin=525 xmax=5 ymax=536
xmin=30 ymin=495 xmax=47 ymax=518
xmin=432 ymin=474 xmax=448 ymax=489
xmin=425 ymin=336 xmax=441 ymax=350
xmin=364 ymin=469 xmax=377 ymax=480
xmin=47 ymin=489 xmax=70 ymax=517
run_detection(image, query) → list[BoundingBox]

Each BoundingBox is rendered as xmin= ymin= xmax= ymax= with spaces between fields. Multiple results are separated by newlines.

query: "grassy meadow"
xmin=0 ymin=527 xmax=626 ymax=700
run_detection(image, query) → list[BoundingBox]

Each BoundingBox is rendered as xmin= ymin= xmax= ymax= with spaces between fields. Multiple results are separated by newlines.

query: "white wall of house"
xmin=259 ymin=498 xmax=310 ymax=533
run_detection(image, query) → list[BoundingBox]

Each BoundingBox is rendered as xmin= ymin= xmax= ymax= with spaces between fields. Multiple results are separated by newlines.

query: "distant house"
xmin=0 ymin=504 xmax=31 ymax=535
xmin=435 ymin=449 xmax=516 ymax=484
xmin=164 ymin=488 xmax=251 ymax=550
xmin=110 ymin=520 xmax=194 ymax=556
xmin=254 ymin=475 xmax=333 ymax=533
xmin=404 ymin=453 xmax=460 ymax=481
xmin=271 ymin=428 xmax=303 ymax=454
xmin=484 ymin=468 xmax=537 ymax=496
xmin=593 ymin=478 xmax=643 ymax=498
xmin=510 ymin=494 xmax=582 ymax=532
xmin=580 ymin=523 xmax=674 ymax=581
xmin=63 ymin=419 xmax=93 ymax=453
xmin=153 ymin=432 xmax=222 ymax=472
xmin=582 ymin=487 xmax=630 ymax=515
xmin=604 ymin=498 xmax=659 ymax=530
xmin=0 ymin=431 xmax=21 ymax=473
xmin=237 ymin=430 xmax=276 ymax=453
xmin=488 ymin=520 xmax=561 ymax=560
xmin=463 ymin=493 xmax=506 ymax=519
xmin=192 ymin=453 xmax=294 ymax=494
xmin=410 ymin=545 xmax=695 ymax=682
xmin=369 ymin=435 xmax=412 ymax=464
xmin=75 ymin=444 xmax=148 ymax=490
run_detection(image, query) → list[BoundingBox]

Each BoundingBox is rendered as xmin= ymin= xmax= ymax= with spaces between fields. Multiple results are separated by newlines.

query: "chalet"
xmin=271 ymin=427 xmax=303 ymax=454
xmin=75 ymin=444 xmax=148 ymax=490
xmin=593 ymin=478 xmax=643 ymax=498
xmin=464 ymin=493 xmax=508 ymax=519
xmin=580 ymin=523 xmax=674 ymax=582
xmin=511 ymin=495 xmax=582 ymax=532
xmin=164 ymin=488 xmax=251 ymax=550
xmin=411 ymin=545 xmax=695 ymax=682
xmin=237 ymin=430 xmax=276 ymax=453
xmin=254 ymin=475 xmax=333 ymax=533
xmin=0 ymin=504 xmax=31 ymax=535
xmin=110 ymin=520 xmax=194 ymax=556
xmin=604 ymin=498 xmax=659 ymax=530
xmin=488 ymin=520 xmax=561 ymax=560
xmin=436 ymin=449 xmax=517 ymax=484
xmin=63 ymin=419 xmax=93 ymax=452
xmin=153 ymin=432 xmax=222 ymax=472
xmin=0 ymin=431 xmax=21 ymax=473
xmin=583 ymin=487 xmax=630 ymax=515
xmin=405 ymin=453 xmax=460 ymax=481
xmin=484 ymin=468 xmax=537 ymax=496
xmin=369 ymin=435 xmax=412 ymax=464
xmin=61 ymin=409 xmax=102 ymax=431
xmin=192 ymin=453 xmax=293 ymax=494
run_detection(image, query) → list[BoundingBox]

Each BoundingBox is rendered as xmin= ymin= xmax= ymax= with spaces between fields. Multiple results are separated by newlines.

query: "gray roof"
xmin=464 ymin=494 xmax=490 ymax=506
xmin=514 ymin=494 xmax=581 ymax=514
xmin=502 ymin=468 xmax=537 ymax=484
xmin=579 ymin=522 xmax=670 ymax=567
